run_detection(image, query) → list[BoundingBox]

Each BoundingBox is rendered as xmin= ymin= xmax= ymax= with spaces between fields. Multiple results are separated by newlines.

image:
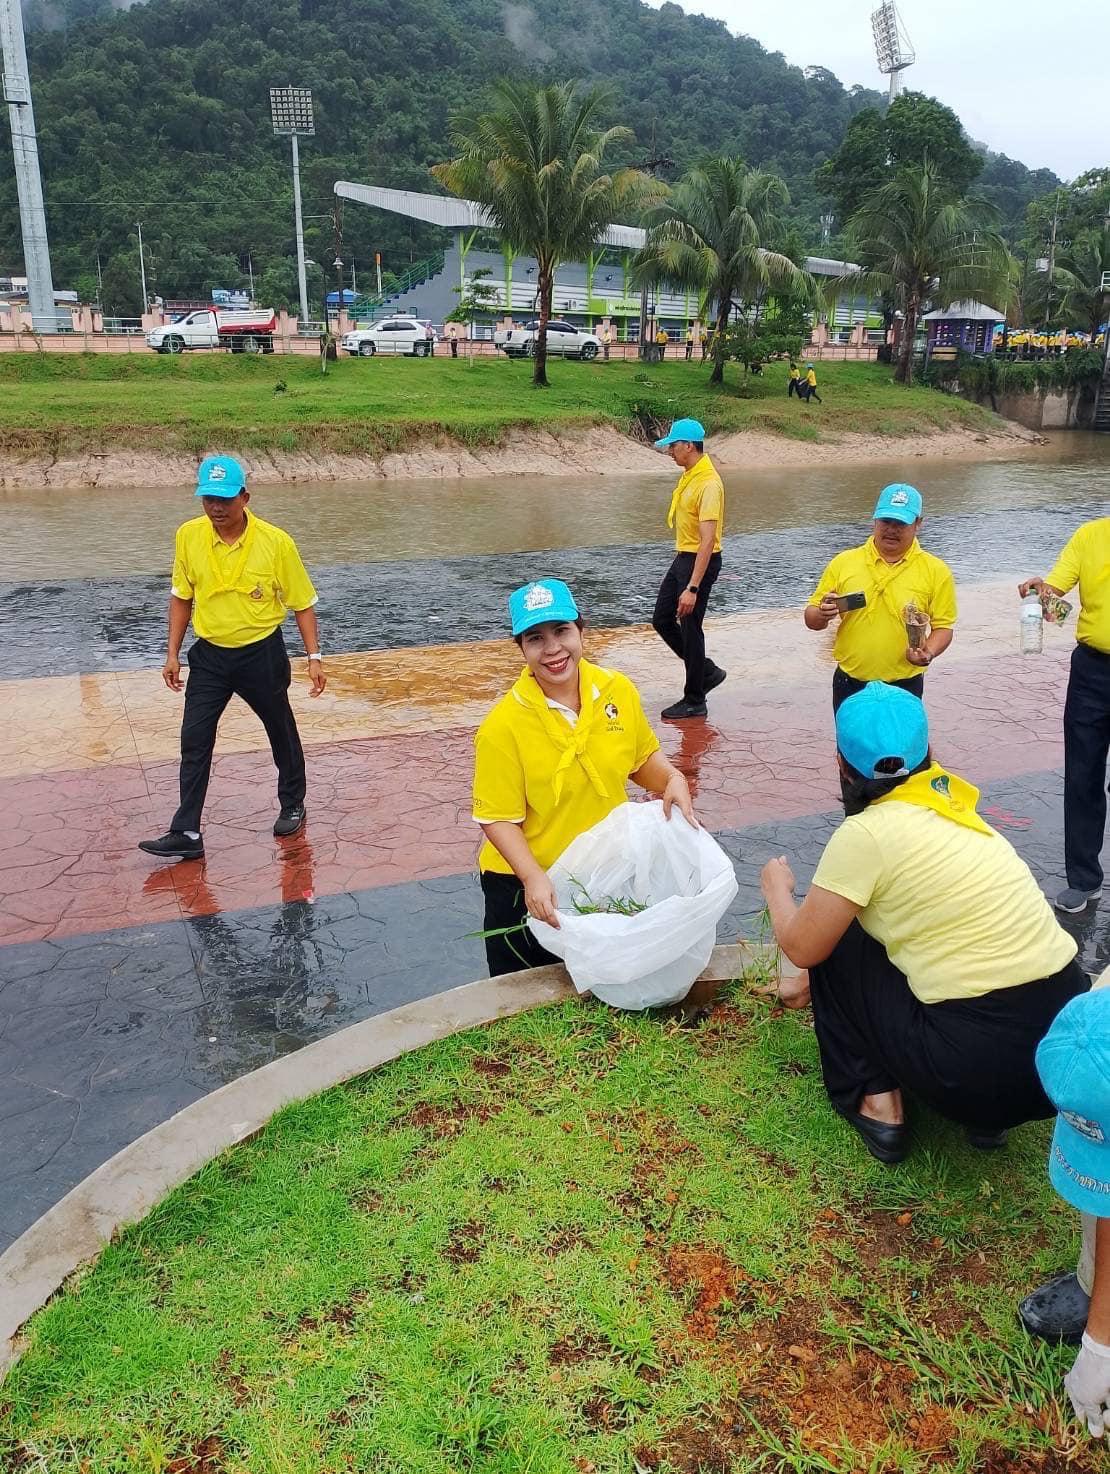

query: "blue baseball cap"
xmin=1037 ymin=988 xmax=1110 ymax=1216
xmin=835 ymin=681 xmax=929 ymax=779
xmin=654 ymin=417 xmax=706 ymax=448
xmin=196 ymin=455 xmax=247 ymax=498
xmin=509 ymin=578 xmax=580 ymax=637
xmin=873 ymin=483 xmax=922 ymax=525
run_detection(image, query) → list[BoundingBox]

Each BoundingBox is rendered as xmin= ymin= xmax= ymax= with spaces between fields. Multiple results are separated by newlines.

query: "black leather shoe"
xmin=137 ymin=831 xmax=204 ymax=861
xmin=704 ymin=666 xmax=727 ymax=694
xmin=274 ymin=805 xmax=307 ymax=837
xmin=661 ymin=699 xmax=708 ymax=720
xmin=833 ymin=1104 xmax=909 ymax=1165
xmin=966 ymin=1127 xmax=1008 ymax=1151
xmin=1019 ymin=1271 xmax=1089 ymax=1344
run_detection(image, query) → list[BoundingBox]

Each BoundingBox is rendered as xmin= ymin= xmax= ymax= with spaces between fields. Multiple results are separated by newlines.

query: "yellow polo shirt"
xmin=473 ymin=660 xmax=659 ymax=874
xmin=813 ymin=800 xmax=1077 ymax=1003
xmin=668 ymin=454 xmax=724 ymax=554
xmin=171 ymin=512 xmax=318 ymax=649
xmin=809 ymin=538 xmax=957 ymax=682
xmin=1046 ymin=518 xmax=1110 ymax=654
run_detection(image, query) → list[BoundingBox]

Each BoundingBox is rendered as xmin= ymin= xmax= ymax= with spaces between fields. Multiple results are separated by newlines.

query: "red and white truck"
xmin=145 ymin=308 xmax=277 ymax=354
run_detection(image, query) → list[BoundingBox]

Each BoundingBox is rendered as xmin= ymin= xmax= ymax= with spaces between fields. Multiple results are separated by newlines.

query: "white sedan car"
xmin=494 ymin=319 xmax=601 ymax=359
xmin=341 ymin=318 xmax=437 ymax=357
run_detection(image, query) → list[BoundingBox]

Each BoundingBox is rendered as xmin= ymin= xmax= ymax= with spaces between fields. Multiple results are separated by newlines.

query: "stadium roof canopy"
xmin=333 ymin=182 xmax=855 ymax=275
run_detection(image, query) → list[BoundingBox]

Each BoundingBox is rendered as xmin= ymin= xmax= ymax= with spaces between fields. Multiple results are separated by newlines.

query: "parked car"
xmin=341 ymin=318 xmax=437 ymax=357
xmin=494 ymin=319 xmax=601 ymax=360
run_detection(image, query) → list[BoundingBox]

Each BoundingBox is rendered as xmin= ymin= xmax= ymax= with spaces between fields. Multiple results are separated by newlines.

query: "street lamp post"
xmin=0 ymin=0 xmax=59 ymax=331
xmin=333 ymin=255 xmax=343 ymax=329
xmin=269 ymin=87 xmax=314 ymax=328
xmin=136 ymin=221 xmax=148 ymax=315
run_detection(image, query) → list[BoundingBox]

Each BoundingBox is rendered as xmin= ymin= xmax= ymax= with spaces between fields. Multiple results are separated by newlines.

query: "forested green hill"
xmin=11 ymin=0 xmax=1057 ymax=311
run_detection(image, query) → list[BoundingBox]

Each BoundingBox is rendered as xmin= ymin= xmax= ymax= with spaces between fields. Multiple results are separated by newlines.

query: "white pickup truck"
xmin=146 ymin=309 xmax=277 ymax=354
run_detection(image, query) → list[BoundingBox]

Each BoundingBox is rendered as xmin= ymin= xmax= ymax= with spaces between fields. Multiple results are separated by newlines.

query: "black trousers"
xmin=831 ymin=667 xmax=924 ymax=713
xmin=171 ymin=629 xmax=306 ymax=833
xmin=480 ymin=871 xmax=561 ymax=977
xmin=1064 ymin=643 xmax=1110 ymax=892
xmin=652 ymin=552 xmax=723 ymax=704
xmin=809 ymin=922 xmax=1088 ymax=1131
xmin=685 ymin=342 xmax=693 ymax=360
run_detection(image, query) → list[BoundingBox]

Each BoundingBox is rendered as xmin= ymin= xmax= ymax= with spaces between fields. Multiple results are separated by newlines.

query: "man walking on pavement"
xmin=806 ymin=484 xmax=956 ymax=711
xmin=1021 ymin=514 xmax=1110 ymax=912
xmin=651 ymin=417 xmax=727 ymax=720
xmin=139 ymin=455 xmax=326 ymax=862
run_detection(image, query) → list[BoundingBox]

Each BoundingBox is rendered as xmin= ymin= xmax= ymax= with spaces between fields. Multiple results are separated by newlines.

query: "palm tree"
xmin=838 ymin=161 xmax=1011 ymax=386
xmin=633 ymin=157 xmax=813 ymax=385
xmin=1028 ymin=228 xmax=1110 ymax=339
xmin=432 ymin=81 xmax=657 ymax=387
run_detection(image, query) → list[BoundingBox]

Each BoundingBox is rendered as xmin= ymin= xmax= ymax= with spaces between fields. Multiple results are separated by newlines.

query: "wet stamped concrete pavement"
xmin=3 ymin=469 xmax=1110 ymax=1253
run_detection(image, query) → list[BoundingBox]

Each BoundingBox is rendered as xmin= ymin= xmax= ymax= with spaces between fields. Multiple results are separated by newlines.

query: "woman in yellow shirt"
xmin=473 ymin=578 xmax=695 ymax=975
xmin=760 ymin=682 xmax=1086 ymax=1164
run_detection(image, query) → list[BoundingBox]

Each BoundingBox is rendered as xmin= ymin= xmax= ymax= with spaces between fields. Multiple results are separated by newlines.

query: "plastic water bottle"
xmin=1020 ymin=591 xmax=1044 ymax=655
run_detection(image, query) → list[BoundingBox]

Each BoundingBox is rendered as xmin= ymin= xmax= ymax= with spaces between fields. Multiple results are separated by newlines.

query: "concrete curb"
xmin=0 ymin=943 xmax=760 ymax=1379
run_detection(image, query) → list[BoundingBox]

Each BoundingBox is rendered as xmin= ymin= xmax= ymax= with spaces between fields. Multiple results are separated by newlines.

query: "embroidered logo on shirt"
xmin=1062 ymin=1110 xmax=1106 ymax=1143
xmin=604 ymin=702 xmax=619 ymax=719
xmin=249 ymin=583 xmax=264 ymax=601
xmin=523 ymin=584 xmax=555 ymax=612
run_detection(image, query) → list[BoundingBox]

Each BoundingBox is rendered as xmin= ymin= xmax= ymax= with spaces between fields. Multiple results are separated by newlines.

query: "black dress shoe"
xmin=833 ymin=1103 xmax=909 ymax=1165
xmin=1019 ymin=1271 xmax=1089 ymax=1344
xmin=661 ymin=699 xmax=708 ymax=720
xmin=137 ymin=831 xmax=204 ymax=861
xmin=274 ymin=805 xmax=307 ymax=837
xmin=704 ymin=666 xmax=727 ymax=694
xmin=966 ymin=1126 xmax=1008 ymax=1151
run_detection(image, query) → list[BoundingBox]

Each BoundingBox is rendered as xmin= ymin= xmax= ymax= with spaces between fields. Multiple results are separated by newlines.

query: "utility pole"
xmin=1043 ymin=189 xmax=1061 ymax=332
xmin=0 ymin=0 xmax=59 ymax=331
xmin=136 ymin=221 xmax=148 ymax=315
xmin=632 ymin=124 xmax=675 ymax=360
xmin=247 ymin=251 xmax=255 ymax=301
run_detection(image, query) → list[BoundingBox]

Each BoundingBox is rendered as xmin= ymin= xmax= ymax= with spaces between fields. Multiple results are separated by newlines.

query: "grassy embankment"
xmin=1 ymin=979 xmax=1095 ymax=1473
xmin=0 ymin=352 xmax=998 ymax=460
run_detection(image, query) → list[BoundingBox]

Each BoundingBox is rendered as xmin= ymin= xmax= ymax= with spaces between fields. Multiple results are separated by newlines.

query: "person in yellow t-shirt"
xmin=651 ymin=417 xmax=727 ymax=721
xmin=472 ymin=578 xmax=695 ymax=976
xmin=806 ymin=483 xmax=957 ymax=711
xmin=760 ymin=682 xmax=1085 ymax=1166
xmin=655 ymin=325 xmax=669 ymax=361
xmin=787 ymin=360 xmax=801 ymax=397
xmin=802 ymin=363 xmax=822 ymax=403
xmin=1020 ymin=519 xmax=1110 ymax=914
xmin=138 ymin=455 xmax=325 ymax=863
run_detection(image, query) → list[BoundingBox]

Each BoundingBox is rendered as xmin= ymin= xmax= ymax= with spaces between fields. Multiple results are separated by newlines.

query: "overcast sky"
xmin=646 ymin=0 xmax=1104 ymax=181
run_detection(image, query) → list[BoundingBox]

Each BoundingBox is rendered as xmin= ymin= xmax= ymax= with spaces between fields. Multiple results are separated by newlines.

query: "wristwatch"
xmin=687 ymin=584 xmax=700 ymax=593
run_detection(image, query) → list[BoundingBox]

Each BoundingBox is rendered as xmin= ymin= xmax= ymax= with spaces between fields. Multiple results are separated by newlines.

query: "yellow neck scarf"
xmin=874 ymin=761 xmax=994 ymax=835
xmin=666 ymin=455 xmax=712 ymax=530
xmin=511 ymin=658 xmax=611 ymax=806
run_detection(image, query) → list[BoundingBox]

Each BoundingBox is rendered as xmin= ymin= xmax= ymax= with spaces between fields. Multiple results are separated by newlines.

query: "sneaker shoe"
xmin=137 ymin=831 xmax=204 ymax=861
xmin=274 ymin=805 xmax=307 ymax=837
xmin=1055 ymin=885 xmax=1101 ymax=913
xmin=1018 ymin=1271 xmax=1089 ymax=1344
xmin=704 ymin=666 xmax=727 ymax=694
xmin=661 ymin=699 xmax=708 ymax=720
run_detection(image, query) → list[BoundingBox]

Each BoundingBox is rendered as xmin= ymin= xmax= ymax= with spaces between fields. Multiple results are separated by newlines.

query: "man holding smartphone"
xmin=805 ymin=484 xmax=957 ymax=711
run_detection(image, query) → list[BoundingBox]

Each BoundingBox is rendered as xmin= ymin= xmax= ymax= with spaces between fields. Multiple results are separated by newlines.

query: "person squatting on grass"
xmin=806 ymin=483 xmax=956 ymax=712
xmin=472 ymin=578 xmax=695 ymax=976
xmin=138 ymin=455 xmax=325 ymax=862
xmin=759 ymin=682 xmax=1087 ymax=1167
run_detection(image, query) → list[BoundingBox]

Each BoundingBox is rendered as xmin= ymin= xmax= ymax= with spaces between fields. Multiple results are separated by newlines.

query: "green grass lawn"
xmin=0 ymin=982 xmax=1096 ymax=1474
xmin=0 ymin=354 xmax=996 ymax=459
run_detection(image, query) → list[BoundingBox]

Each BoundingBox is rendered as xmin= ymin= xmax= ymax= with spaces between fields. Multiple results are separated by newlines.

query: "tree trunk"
xmin=533 ymin=268 xmax=552 ymax=388
xmin=896 ymin=293 xmax=919 ymax=387
xmin=710 ymin=299 xmax=729 ymax=385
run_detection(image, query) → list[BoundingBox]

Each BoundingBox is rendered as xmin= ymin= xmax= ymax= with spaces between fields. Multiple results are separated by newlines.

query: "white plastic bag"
xmin=528 ymin=801 xmax=738 ymax=1009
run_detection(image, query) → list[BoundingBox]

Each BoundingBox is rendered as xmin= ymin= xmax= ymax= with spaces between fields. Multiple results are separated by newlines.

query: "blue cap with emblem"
xmin=654 ymin=417 xmax=706 ymax=448
xmin=508 ymin=578 xmax=580 ymax=637
xmin=1036 ymin=986 xmax=1110 ymax=1216
xmin=196 ymin=454 xmax=247 ymax=498
xmin=835 ymin=680 xmax=929 ymax=780
xmin=873 ymin=482 xmax=922 ymax=525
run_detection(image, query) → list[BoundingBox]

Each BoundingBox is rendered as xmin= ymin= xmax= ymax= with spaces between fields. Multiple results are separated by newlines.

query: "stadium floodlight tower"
xmin=0 ymin=0 xmax=60 ymax=332
xmin=270 ymin=86 xmax=314 ymax=327
xmin=871 ymin=1 xmax=915 ymax=103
